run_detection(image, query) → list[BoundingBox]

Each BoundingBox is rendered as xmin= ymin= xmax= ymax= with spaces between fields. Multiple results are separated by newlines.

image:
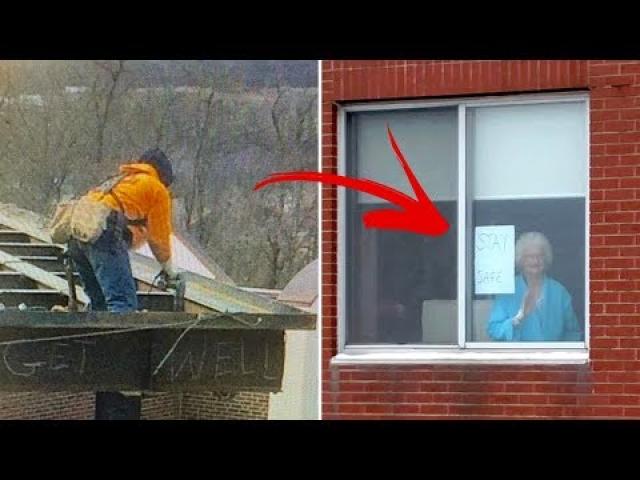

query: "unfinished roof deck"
xmin=0 ymin=204 xmax=316 ymax=393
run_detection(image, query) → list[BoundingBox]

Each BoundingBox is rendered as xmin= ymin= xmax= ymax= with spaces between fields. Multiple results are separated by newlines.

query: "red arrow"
xmin=254 ymin=126 xmax=450 ymax=236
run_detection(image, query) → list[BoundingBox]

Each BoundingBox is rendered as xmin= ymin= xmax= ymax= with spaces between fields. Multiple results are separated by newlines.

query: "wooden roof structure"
xmin=0 ymin=204 xmax=315 ymax=393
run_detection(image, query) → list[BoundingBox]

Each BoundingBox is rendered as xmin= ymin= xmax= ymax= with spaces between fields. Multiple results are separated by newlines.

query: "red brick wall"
xmin=0 ymin=391 xmax=269 ymax=420
xmin=0 ymin=393 xmax=95 ymax=419
xmin=322 ymin=60 xmax=640 ymax=419
xmin=140 ymin=392 xmax=181 ymax=420
xmin=180 ymin=392 xmax=269 ymax=420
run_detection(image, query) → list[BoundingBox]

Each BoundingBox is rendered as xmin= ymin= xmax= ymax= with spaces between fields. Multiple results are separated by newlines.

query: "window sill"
xmin=331 ymin=349 xmax=589 ymax=365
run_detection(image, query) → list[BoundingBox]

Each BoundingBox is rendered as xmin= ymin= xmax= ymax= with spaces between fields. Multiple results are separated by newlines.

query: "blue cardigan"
xmin=487 ymin=275 xmax=582 ymax=342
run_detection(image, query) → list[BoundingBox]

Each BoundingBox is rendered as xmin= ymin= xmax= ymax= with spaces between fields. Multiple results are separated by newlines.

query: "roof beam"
xmin=0 ymin=249 xmax=89 ymax=305
xmin=0 ymin=311 xmax=318 ymax=392
xmin=0 ymin=311 xmax=316 ymax=330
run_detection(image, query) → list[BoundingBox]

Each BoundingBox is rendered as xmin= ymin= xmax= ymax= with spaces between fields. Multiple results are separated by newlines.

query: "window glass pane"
xmin=346 ymin=108 xmax=458 ymax=345
xmin=466 ymin=102 xmax=586 ymax=343
xmin=471 ymin=102 xmax=587 ymax=198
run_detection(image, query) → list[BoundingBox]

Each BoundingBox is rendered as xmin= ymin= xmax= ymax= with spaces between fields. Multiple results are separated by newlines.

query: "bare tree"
xmin=90 ymin=60 xmax=126 ymax=164
xmin=0 ymin=60 xmax=318 ymax=289
xmin=175 ymin=63 xmax=240 ymax=237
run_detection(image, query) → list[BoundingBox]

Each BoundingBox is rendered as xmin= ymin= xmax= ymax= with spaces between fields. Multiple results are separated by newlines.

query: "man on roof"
xmin=68 ymin=148 xmax=178 ymax=313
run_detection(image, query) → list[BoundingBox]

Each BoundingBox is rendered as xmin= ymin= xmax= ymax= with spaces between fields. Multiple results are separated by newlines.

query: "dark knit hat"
xmin=140 ymin=148 xmax=173 ymax=187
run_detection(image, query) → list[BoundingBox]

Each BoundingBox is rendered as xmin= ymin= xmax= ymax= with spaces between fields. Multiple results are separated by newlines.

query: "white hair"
xmin=515 ymin=231 xmax=553 ymax=271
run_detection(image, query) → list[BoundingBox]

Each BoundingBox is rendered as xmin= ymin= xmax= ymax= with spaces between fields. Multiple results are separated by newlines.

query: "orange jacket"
xmin=87 ymin=163 xmax=173 ymax=263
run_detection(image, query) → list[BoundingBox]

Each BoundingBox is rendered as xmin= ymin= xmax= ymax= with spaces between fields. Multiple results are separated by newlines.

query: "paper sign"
xmin=474 ymin=225 xmax=515 ymax=295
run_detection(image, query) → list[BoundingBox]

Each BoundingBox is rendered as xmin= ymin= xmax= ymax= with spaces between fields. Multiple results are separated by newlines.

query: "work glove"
xmin=161 ymin=259 xmax=179 ymax=280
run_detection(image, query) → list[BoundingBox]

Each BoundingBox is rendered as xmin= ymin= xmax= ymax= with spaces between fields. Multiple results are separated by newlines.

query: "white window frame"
xmin=334 ymin=92 xmax=590 ymax=365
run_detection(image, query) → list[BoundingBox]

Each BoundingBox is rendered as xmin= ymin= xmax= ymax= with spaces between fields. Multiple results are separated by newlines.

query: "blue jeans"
xmin=68 ymin=214 xmax=138 ymax=313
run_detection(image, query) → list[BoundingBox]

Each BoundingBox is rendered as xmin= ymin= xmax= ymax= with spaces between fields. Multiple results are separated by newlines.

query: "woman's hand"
xmin=512 ymin=308 xmax=524 ymax=326
xmin=522 ymin=287 xmax=540 ymax=317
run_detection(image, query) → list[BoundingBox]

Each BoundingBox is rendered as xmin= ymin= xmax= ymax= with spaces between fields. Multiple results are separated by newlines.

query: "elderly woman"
xmin=487 ymin=232 xmax=582 ymax=342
